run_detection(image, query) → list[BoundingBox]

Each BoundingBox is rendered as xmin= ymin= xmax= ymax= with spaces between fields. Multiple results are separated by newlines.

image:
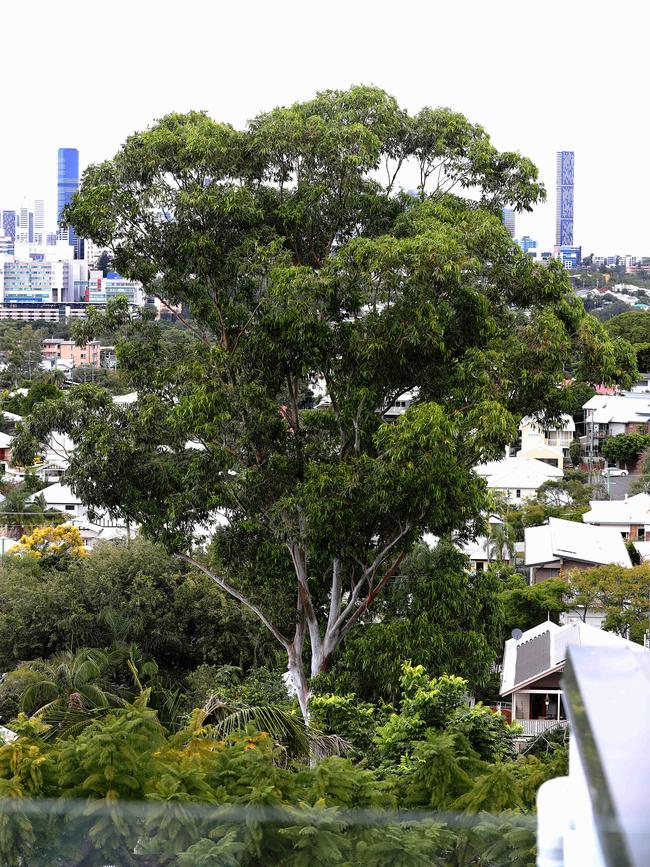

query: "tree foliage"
xmin=13 ymin=86 xmax=635 ymax=718
xmin=0 ymin=538 xmax=277 ymax=676
xmin=8 ymin=524 xmax=87 ymax=562
xmin=565 ymin=563 xmax=650 ymax=642
xmin=601 ymin=433 xmax=650 ymax=465
xmin=0 ymin=659 xmax=560 ymax=865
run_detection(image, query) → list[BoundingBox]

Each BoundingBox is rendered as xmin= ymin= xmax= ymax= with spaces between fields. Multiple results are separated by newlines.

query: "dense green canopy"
xmin=13 ymin=86 xmax=636 ymax=717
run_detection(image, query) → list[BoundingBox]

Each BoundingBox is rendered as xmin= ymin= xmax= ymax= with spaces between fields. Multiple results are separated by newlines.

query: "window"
xmin=622 ymin=531 xmax=629 ymax=540
xmin=64 ymin=504 xmax=75 ymax=511
xmin=516 ymin=489 xmax=521 ymax=498
xmin=638 ymin=528 xmax=646 ymax=541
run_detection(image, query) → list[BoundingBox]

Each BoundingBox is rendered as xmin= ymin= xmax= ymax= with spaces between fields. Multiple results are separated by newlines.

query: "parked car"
xmin=601 ymin=467 xmax=628 ymax=477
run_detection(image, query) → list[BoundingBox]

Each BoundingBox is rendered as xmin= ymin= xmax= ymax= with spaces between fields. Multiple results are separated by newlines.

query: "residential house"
xmin=474 ymin=457 xmax=563 ymax=504
xmin=26 ymin=483 xmax=85 ymax=518
xmin=583 ymin=393 xmax=650 ymax=453
xmin=517 ymin=414 xmax=575 ymax=468
xmin=582 ymin=493 xmax=650 ymax=540
xmin=524 ymin=517 xmax=632 ymax=584
xmin=70 ymin=515 xmax=132 ymax=551
xmin=0 ymin=432 xmax=12 ymax=472
xmin=41 ymin=339 xmax=101 ymax=369
xmin=499 ymin=619 xmax=648 ymax=737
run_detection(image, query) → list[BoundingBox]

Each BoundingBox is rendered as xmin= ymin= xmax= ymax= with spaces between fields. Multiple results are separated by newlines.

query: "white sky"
xmin=2 ymin=0 xmax=648 ymax=254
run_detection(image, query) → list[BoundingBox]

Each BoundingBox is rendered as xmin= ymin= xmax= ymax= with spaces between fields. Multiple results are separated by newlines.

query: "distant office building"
xmin=87 ymin=271 xmax=143 ymax=306
xmin=57 ymin=148 xmax=80 ymax=254
xmin=33 ymin=199 xmax=44 ymax=244
xmin=502 ymin=208 xmax=516 ymax=238
xmin=0 ymin=237 xmax=13 ymax=256
xmin=518 ymin=236 xmax=537 ymax=256
xmin=556 ymin=245 xmax=582 ymax=269
xmin=556 ymin=151 xmax=575 ymax=246
xmin=17 ymin=202 xmax=32 ymax=244
xmin=1 ymin=211 xmax=16 ymax=241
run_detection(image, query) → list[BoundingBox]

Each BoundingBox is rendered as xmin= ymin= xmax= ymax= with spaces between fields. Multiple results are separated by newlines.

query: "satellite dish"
xmin=511 ymin=628 xmax=523 ymax=640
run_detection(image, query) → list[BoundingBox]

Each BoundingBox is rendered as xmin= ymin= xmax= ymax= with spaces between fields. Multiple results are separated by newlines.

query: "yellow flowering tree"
xmin=8 ymin=525 xmax=87 ymax=560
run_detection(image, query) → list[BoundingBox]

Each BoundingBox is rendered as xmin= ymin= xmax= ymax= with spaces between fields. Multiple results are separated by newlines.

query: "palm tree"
xmin=191 ymin=694 xmax=349 ymax=761
xmin=485 ymin=520 xmax=516 ymax=565
xmin=21 ymin=648 xmax=120 ymax=720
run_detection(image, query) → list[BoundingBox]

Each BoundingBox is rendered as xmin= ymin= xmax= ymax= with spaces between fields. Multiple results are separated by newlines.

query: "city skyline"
xmin=1 ymin=1 xmax=648 ymax=254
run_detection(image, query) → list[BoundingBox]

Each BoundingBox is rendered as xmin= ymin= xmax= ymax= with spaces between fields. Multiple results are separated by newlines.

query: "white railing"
xmin=517 ymin=719 xmax=568 ymax=737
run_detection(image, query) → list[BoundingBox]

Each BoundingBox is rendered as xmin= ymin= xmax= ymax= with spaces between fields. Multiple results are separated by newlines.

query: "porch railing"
xmin=516 ymin=719 xmax=568 ymax=737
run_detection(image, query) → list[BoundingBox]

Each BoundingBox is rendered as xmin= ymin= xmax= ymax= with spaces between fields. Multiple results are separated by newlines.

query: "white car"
xmin=601 ymin=467 xmax=628 ymax=477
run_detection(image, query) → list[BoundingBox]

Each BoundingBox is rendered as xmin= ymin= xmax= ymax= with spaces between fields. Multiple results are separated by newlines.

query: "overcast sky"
xmin=2 ymin=1 xmax=647 ymax=254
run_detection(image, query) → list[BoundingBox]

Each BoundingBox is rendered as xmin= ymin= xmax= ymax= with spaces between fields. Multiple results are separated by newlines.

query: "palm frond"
xmin=202 ymin=698 xmax=350 ymax=759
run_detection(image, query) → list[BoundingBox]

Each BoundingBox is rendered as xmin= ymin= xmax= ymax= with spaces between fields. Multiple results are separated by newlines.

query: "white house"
xmin=524 ymin=517 xmax=632 ymax=584
xmin=474 ymin=456 xmax=563 ymax=504
xmin=582 ymin=493 xmax=650 ymax=541
xmin=499 ymin=619 xmax=647 ymax=738
xmin=517 ymin=414 xmax=575 ymax=468
xmin=26 ymin=483 xmax=85 ymax=518
xmin=70 ymin=515 xmax=133 ymax=551
xmin=583 ymin=393 xmax=650 ymax=450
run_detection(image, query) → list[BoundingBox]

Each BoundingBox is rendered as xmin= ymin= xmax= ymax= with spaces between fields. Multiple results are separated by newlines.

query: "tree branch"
xmin=339 ymin=551 xmax=406 ymax=639
xmin=177 ymin=553 xmax=290 ymax=650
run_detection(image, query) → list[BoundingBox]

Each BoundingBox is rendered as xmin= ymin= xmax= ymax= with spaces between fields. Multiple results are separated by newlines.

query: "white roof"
xmin=582 ymin=493 xmax=650 ymax=526
xmin=474 ymin=457 xmax=563 ymax=490
xmin=26 ymin=482 xmax=83 ymax=507
xmin=2 ymin=411 xmax=22 ymax=422
xmin=519 ymin=413 xmax=576 ymax=433
xmin=633 ymin=540 xmax=650 ymax=562
xmin=583 ymin=394 xmax=650 ymax=424
xmin=0 ymin=432 xmax=12 ymax=449
xmin=525 ymin=517 xmax=632 ymax=568
xmin=500 ymin=619 xmax=647 ymax=695
xmin=112 ymin=392 xmax=138 ymax=405
xmin=460 ymin=536 xmax=511 ymax=562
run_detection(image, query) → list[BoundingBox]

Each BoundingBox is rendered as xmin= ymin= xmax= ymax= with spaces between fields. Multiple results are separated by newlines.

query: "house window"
xmin=516 ymin=489 xmax=521 ymax=499
xmin=622 ymin=531 xmax=629 ymax=540
xmin=64 ymin=504 xmax=75 ymax=511
xmin=475 ymin=561 xmax=484 ymax=573
xmin=639 ymin=529 xmax=646 ymax=541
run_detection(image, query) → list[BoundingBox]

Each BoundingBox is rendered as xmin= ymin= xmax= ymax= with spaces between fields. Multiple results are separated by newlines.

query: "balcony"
xmin=518 ymin=718 xmax=568 ymax=737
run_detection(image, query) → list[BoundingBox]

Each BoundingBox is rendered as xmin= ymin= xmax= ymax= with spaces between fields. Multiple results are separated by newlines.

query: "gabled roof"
xmin=582 ymin=493 xmax=650 ymax=526
xmin=500 ymin=620 xmax=648 ymax=696
xmin=524 ymin=517 xmax=632 ymax=568
xmin=26 ymin=482 xmax=82 ymax=506
xmin=475 ymin=457 xmax=563 ymax=489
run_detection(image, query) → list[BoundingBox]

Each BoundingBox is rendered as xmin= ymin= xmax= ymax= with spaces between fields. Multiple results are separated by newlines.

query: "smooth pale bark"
xmin=179 ymin=534 xmax=409 ymax=724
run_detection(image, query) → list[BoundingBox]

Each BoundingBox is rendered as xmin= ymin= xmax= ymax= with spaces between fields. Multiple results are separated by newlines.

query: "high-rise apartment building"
xmin=17 ymin=202 xmax=31 ymax=244
xmin=57 ymin=148 xmax=79 ymax=253
xmin=502 ymin=207 xmax=516 ymax=238
xmin=556 ymin=151 xmax=575 ymax=246
xmin=1 ymin=211 xmax=16 ymax=242
xmin=33 ymin=199 xmax=44 ymax=244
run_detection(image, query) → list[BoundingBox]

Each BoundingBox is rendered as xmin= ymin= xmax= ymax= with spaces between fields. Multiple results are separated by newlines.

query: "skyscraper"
xmin=57 ymin=148 xmax=79 ymax=253
xmin=556 ymin=151 xmax=575 ymax=246
xmin=33 ymin=199 xmax=44 ymax=244
xmin=1 ymin=211 xmax=16 ymax=242
xmin=502 ymin=207 xmax=516 ymax=238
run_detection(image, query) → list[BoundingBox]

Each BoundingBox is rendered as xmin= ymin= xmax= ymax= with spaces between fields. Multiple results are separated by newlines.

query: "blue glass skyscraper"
xmin=57 ymin=148 xmax=79 ymax=252
xmin=555 ymin=151 xmax=574 ymax=246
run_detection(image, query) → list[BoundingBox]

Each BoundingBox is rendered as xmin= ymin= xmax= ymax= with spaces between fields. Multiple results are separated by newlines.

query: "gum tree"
xmin=13 ymin=87 xmax=636 ymax=720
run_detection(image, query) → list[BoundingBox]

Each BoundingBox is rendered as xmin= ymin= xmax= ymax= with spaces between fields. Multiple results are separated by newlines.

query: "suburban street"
xmin=602 ymin=473 xmax=641 ymax=500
